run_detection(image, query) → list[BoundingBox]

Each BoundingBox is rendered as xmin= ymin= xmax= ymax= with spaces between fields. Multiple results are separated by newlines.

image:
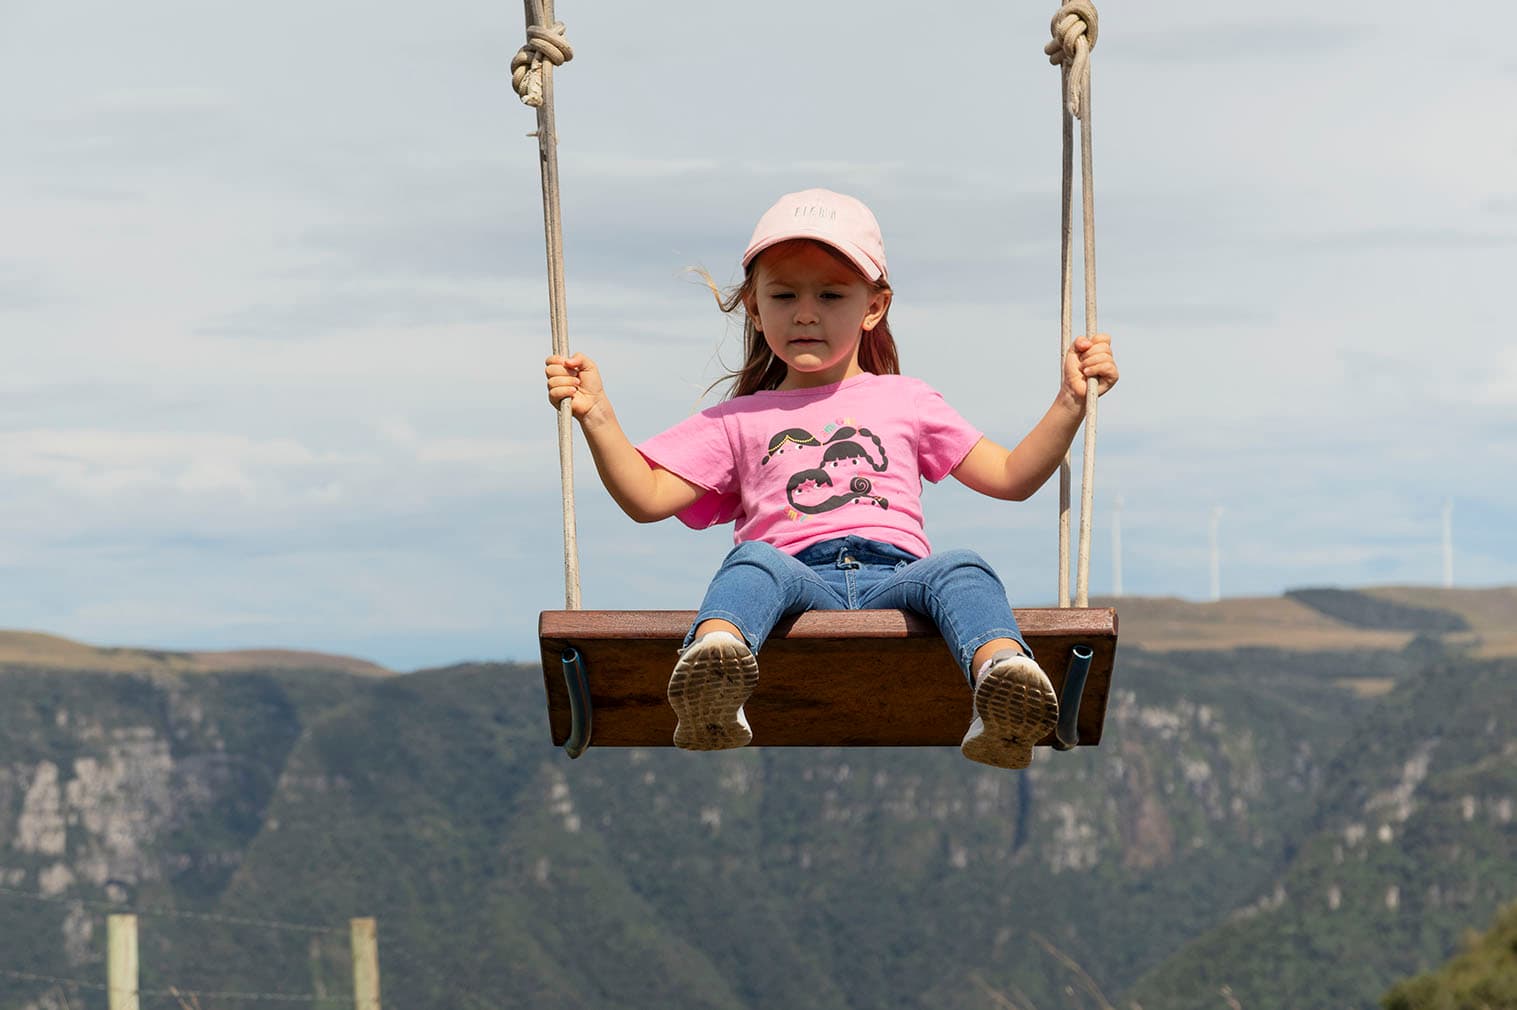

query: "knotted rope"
xmin=1047 ymin=1 xmax=1101 ymax=608
xmin=517 ymin=0 xmax=581 ymax=609
xmin=511 ymin=20 xmax=573 ymax=108
xmin=1045 ymin=1 xmax=1097 ymax=119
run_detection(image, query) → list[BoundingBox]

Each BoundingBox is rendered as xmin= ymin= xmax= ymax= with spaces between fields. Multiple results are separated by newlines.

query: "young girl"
xmin=544 ymin=189 xmax=1118 ymax=768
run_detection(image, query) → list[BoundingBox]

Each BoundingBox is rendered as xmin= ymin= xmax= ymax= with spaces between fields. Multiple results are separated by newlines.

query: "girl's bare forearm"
xmin=1001 ymin=393 xmax=1085 ymax=500
xmin=577 ymin=405 xmax=695 ymax=523
xmin=577 ymin=405 xmax=656 ymax=521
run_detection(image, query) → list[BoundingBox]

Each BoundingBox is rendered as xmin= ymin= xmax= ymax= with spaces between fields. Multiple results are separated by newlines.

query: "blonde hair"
xmin=701 ymin=239 xmax=899 ymax=400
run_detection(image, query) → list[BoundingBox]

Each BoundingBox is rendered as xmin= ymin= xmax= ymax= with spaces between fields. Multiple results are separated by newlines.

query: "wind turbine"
xmin=1112 ymin=493 xmax=1124 ymax=598
xmin=1442 ymin=498 xmax=1453 ymax=589
xmin=1209 ymin=506 xmax=1223 ymax=602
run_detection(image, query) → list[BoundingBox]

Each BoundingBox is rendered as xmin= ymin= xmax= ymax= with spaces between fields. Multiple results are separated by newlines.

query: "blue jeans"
xmin=684 ymin=536 xmax=1029 ymax=683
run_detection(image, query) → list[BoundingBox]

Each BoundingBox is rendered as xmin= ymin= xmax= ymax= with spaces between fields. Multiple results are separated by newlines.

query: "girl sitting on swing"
xmin=545 ymin=188 xmax=1118 ymax=768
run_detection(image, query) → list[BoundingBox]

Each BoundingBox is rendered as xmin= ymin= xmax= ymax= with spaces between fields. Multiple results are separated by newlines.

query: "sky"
xmin=2 ymin=0 xmax=1514 ymax=671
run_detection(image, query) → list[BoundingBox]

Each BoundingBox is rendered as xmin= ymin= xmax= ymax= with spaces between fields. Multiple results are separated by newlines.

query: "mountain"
xmin=0 ymin=587 xmax=1513 ymax=1010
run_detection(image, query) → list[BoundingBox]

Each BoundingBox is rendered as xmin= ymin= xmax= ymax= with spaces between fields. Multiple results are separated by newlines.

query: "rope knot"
xmin=1044 ymin=1 xmax=1098 ymax=119
xmin=512 ymin=21 xmax=573 ymax=108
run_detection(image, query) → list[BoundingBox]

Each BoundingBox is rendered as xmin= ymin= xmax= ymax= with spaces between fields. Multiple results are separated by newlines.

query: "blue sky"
xmin=2 ymin=1 xmax=1514 ymax=670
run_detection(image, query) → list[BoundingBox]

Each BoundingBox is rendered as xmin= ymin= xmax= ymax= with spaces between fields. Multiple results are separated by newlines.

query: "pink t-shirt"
xmin=637 ymin=373 xmax=982 ymax=557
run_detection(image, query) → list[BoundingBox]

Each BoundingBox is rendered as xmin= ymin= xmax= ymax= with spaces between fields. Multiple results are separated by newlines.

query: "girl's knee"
xmin=728 ymin=540 xmax=780 ymax=556
xmin=922 ymin=548 xmax=1008 ymax=591
xmin=929 ymin=548 xmax=996 ymax=574
xmin=719 ymin=540 xmax=800 ymax=583
xmin=726 ymin=540 xmax=785 ymax=566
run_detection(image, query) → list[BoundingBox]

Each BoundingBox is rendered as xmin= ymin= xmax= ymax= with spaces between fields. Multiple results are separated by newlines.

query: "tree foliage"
xmin=1383 ymin=903 xmax=1517 ymax=1010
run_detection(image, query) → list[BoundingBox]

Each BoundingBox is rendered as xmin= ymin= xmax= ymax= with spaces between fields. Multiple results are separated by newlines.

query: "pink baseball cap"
xmin=741 ymin=188 xmax=888 ymax=282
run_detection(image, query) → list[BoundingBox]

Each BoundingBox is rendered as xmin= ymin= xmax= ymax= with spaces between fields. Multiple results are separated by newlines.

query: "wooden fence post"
xmin=350 ymin=917 xmax=380 ymax=1010
xmin=107 ymin=913 xmax=139 ymax=1010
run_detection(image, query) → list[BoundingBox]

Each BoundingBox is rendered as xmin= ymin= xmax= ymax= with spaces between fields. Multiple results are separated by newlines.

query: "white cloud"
xmin=0 ymin=430 xmax=322 ymax=494
xmin=1479 ymin=348 xmax=1517 ymax=407
xmin=1 ymin=0 xmax=1513 ymax=666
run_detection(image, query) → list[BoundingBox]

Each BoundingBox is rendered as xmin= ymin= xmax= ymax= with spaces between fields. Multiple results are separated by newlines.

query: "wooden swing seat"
xmin=537 ymin=608 xmax=1117 ymax=756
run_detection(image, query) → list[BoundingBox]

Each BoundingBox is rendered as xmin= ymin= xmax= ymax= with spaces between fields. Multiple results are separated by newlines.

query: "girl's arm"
xmin=545 ymin=353 xmax=706 ymax=523
xmin=951 ymin=333 xmax=1119 ymax=501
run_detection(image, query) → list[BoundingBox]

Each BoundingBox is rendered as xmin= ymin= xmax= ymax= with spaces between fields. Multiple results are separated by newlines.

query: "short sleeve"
xmin=915 ymin=383 xmax=983 ymax=483
xmin=636 ymin=408 xmax=742 ymax=530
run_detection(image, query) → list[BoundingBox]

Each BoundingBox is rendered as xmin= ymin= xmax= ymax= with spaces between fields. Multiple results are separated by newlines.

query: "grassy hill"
xmin=1092 ymin=585 xmax=1517 ymax=657
xmin=0 ymin=629 xmax=393 ymax=677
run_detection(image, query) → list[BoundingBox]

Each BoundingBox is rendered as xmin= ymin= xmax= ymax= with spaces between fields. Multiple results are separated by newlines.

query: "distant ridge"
xmin=3 ymin=586 xmax=1511 ymax=673
xmin=0 ymin=629 xmax=393 ymax=677
xmin=1091 ymin=585 xmax=1516 ymax=657
xmin=1285 ymin=587 xmax=1471 ymax=632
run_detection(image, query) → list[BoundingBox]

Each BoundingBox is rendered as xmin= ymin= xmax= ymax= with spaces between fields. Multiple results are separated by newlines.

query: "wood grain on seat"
xmin=538 ymin=609 xmax=1117 ymax=749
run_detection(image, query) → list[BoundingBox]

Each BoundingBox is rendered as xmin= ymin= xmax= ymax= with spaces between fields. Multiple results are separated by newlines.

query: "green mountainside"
xmin=0 ymin=588 xmax=1513 ymax=1010
xmin=1382 ymin=901 xmax=1517 ymax=1010
xmin=1125 ymin=650 xmax=1517 ymax=1010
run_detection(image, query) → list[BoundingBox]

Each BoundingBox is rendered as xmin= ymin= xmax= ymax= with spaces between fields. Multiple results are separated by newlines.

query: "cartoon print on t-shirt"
xmin=761 ymin=421 xmax=890 ymax=517
xmin=760 ymin=428 xmax=821 ymax=464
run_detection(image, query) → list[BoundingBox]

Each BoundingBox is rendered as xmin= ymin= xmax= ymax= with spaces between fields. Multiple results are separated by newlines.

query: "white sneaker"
xmin=960 ymin=651 xmax=1059 ymax=769
xmin=667 ymin=631 xmax=760 ymax=750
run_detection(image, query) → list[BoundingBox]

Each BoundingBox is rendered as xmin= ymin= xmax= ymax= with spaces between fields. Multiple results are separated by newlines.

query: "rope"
xmin=516 ymin=0 xmax=581 ymax=610
xmin=1046 ymin=1 xmax=1100 ymax=608
xmin=1044 ymin=2 xmax=1097 ymax=118
xmin=511 ymin=20 xmax=573 ymax=108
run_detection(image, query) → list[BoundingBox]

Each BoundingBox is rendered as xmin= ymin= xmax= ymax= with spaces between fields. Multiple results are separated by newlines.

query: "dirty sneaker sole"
xmin=667 ymin=638 xmax=760 ymax=750
xmin=960 ymin=657 xmax=1059 ymax=769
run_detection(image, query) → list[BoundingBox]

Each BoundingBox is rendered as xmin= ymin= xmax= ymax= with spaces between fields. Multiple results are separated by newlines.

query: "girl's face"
xmin=747 ymin=242 xmax=891 ymax=390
